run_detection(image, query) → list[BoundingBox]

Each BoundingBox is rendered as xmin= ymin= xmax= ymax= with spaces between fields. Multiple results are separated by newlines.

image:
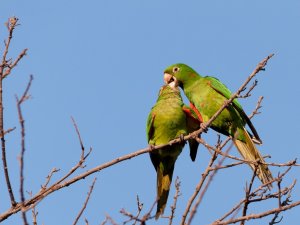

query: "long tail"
xmin=233 ymin=127 xmax=273 ymax=189
xmin=155 ymin=160 xmax=175 ymax=219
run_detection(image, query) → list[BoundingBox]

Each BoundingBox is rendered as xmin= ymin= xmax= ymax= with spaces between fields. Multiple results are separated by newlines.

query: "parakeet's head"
xmin=163 ymin=63 xmax=199 ymax=88
xmin=157 ymin=81 xmax=181 ymax=100
xmin=158 ymin=81 xmax=180 ymax=95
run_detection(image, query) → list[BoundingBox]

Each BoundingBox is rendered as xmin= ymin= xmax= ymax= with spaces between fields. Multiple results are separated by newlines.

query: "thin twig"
xmin=219 ymin=199 xmax=245 ymax=222
xmin=73 ymin=178 xmax=97 ymax=225
xmin=0 ymin=17 xmax=21 ymax=207
xmin=3 ymin=49 xmax=28 ymax=78
xmin=16 ymin=75 xmax=33 ymax=225
xmin=209 ymin=161 xmax=246 ymax=171
xmin=140 ymin=200 xmax=157 ymax=224
xmin=0 ymin=127 xmax=16 ymax=138
xmin=248 ymin=96 xmax=263 ymax=119
xmin=197 ymin=137 xmax=299 ymax=167
xmin=40 ymin=168 xmax=60 ymax=190
xmin=27 ymin=191 xmax=38 ymax=225
xmin=187 ymin=142 xmax=235 ymax=225
xmin=71 ymin=116 xmax=86 ymax=161
xmin=181 ymin=151 xmax=218 ymax=225
xmin=239 ymin=80 xmax=258 ymax=98
xmin=168 ymin=177 xmax=181 ymax=225
xmin=240 ymin=166 xmax=258 ymax=225
xmin=101 ymin=214 xmax=117 ymax=225
xmin=214 ymin=168 xmax=296 ymax=224
xmin=133 ymin=195 xmax=143 ymax=225
xmin=211 ymin=200 xmax=300 ymax=225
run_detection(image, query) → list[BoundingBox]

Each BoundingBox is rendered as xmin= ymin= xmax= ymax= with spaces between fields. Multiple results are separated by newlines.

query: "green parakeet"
xmin=146 ymin=83 xmax=199 ymax=219
xmin=163 ymin=64 xmax=273 ymax=187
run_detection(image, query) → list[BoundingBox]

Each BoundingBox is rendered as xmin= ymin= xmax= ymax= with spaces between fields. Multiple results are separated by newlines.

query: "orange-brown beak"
xmin=164 ymin=73 xmax=174 ymax=84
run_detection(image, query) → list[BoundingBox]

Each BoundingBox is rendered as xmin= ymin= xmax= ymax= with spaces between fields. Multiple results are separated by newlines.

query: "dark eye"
xmin=173 ymin=67 xmax=180 ymax=73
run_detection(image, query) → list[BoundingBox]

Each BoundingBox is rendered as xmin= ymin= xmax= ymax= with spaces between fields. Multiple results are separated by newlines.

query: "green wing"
xmin=205 ymin=76 xmax=262 ymax=143
xmin=146 ymin=111 xmax=155 ymax=143
xmin=182 ymin=105 xmax=200 ymax=161
xmin=205 ymin=76 xmax=243 ymax=110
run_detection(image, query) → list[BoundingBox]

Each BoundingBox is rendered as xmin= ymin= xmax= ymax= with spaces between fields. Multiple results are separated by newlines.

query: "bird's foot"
xmin=179 ymin=134 xmax=186 ymax=143
xmin=149 ymin=144 xmax=155 ymax=151
xmin=200 ymin=122 xmax=208 ymax=133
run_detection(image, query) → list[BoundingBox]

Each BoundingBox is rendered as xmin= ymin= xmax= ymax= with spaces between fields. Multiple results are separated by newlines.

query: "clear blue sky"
xmin=0 ymin=1 xmax=299 ymax=224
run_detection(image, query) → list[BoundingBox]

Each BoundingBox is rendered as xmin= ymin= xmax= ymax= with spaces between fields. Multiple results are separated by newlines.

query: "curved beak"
xmin=164 ymin=73 xmax=174 ymax=84
xmin=164 ymin=73 xmax=180 ymax=89
xmin=168 ymin=81 xmax=178 ymax=90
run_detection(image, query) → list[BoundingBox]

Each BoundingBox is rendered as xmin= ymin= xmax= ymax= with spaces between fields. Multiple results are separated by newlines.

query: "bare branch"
xmin=181 ymin=151 xmax=218 ymax=225
xmin=211 ymin=200 xmax=300 ymax=225
xmin=121 ymin=199 xmax=157 ymax=224
xmin=40 ymin=168 xmax=60 ymax=190
xmin=168 ymin=177 xmax=181 ymax=225
xmin=16 ymin=75 xmax=33 ymax=225
xmin=186 ymin=142 xmax=235 ymax=225
xmin=134 ymin=195 xmax=143 ymax=225
xmin=214 ymin=166 xmax=297 ymax=224
xmin=3 ymin=48 xmax=28 ymax=78
xmin=238 ymin=80 xmax=258 ymax=98
xmin=248 ymin=96 xmax=264 ymax=119
xmin=27 ymin=191 xmax=38 ymax=225
xmin=0 ymin=127 xmax=16 ymax=138
xmin=120 ymin=196 xmax=145 ymax=225
xmin=0 ymin=17 xmax=21 ymax=207
xmin=240 ymin=166 xmax=258 ymax=225
xmin=71 ymin=116 xmax=86 ymax=162
xmin=100 ymin=214 xmax=117 ymax=225
xmin=72 ymin=178 xmax=97 ymax=225
xmin=140 ymin=199 xmax=157 ymax=224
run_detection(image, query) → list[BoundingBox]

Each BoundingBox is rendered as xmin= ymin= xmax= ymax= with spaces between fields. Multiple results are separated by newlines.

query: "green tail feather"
xmin=233 ymin=127 xmax=273 ymax=189
xmin=155 ymin=160 xmax=175 ymax=219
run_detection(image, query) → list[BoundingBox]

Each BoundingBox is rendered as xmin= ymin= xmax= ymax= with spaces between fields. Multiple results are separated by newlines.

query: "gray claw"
xmin=179 ymin=134 xmax=186 ymax=143
xmin=200 ymin=123 xmax=208 ymax=133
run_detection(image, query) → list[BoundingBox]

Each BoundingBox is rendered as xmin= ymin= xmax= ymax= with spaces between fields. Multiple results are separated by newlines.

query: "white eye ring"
xmin=173 ymin=67 xmax=180 ymax=73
